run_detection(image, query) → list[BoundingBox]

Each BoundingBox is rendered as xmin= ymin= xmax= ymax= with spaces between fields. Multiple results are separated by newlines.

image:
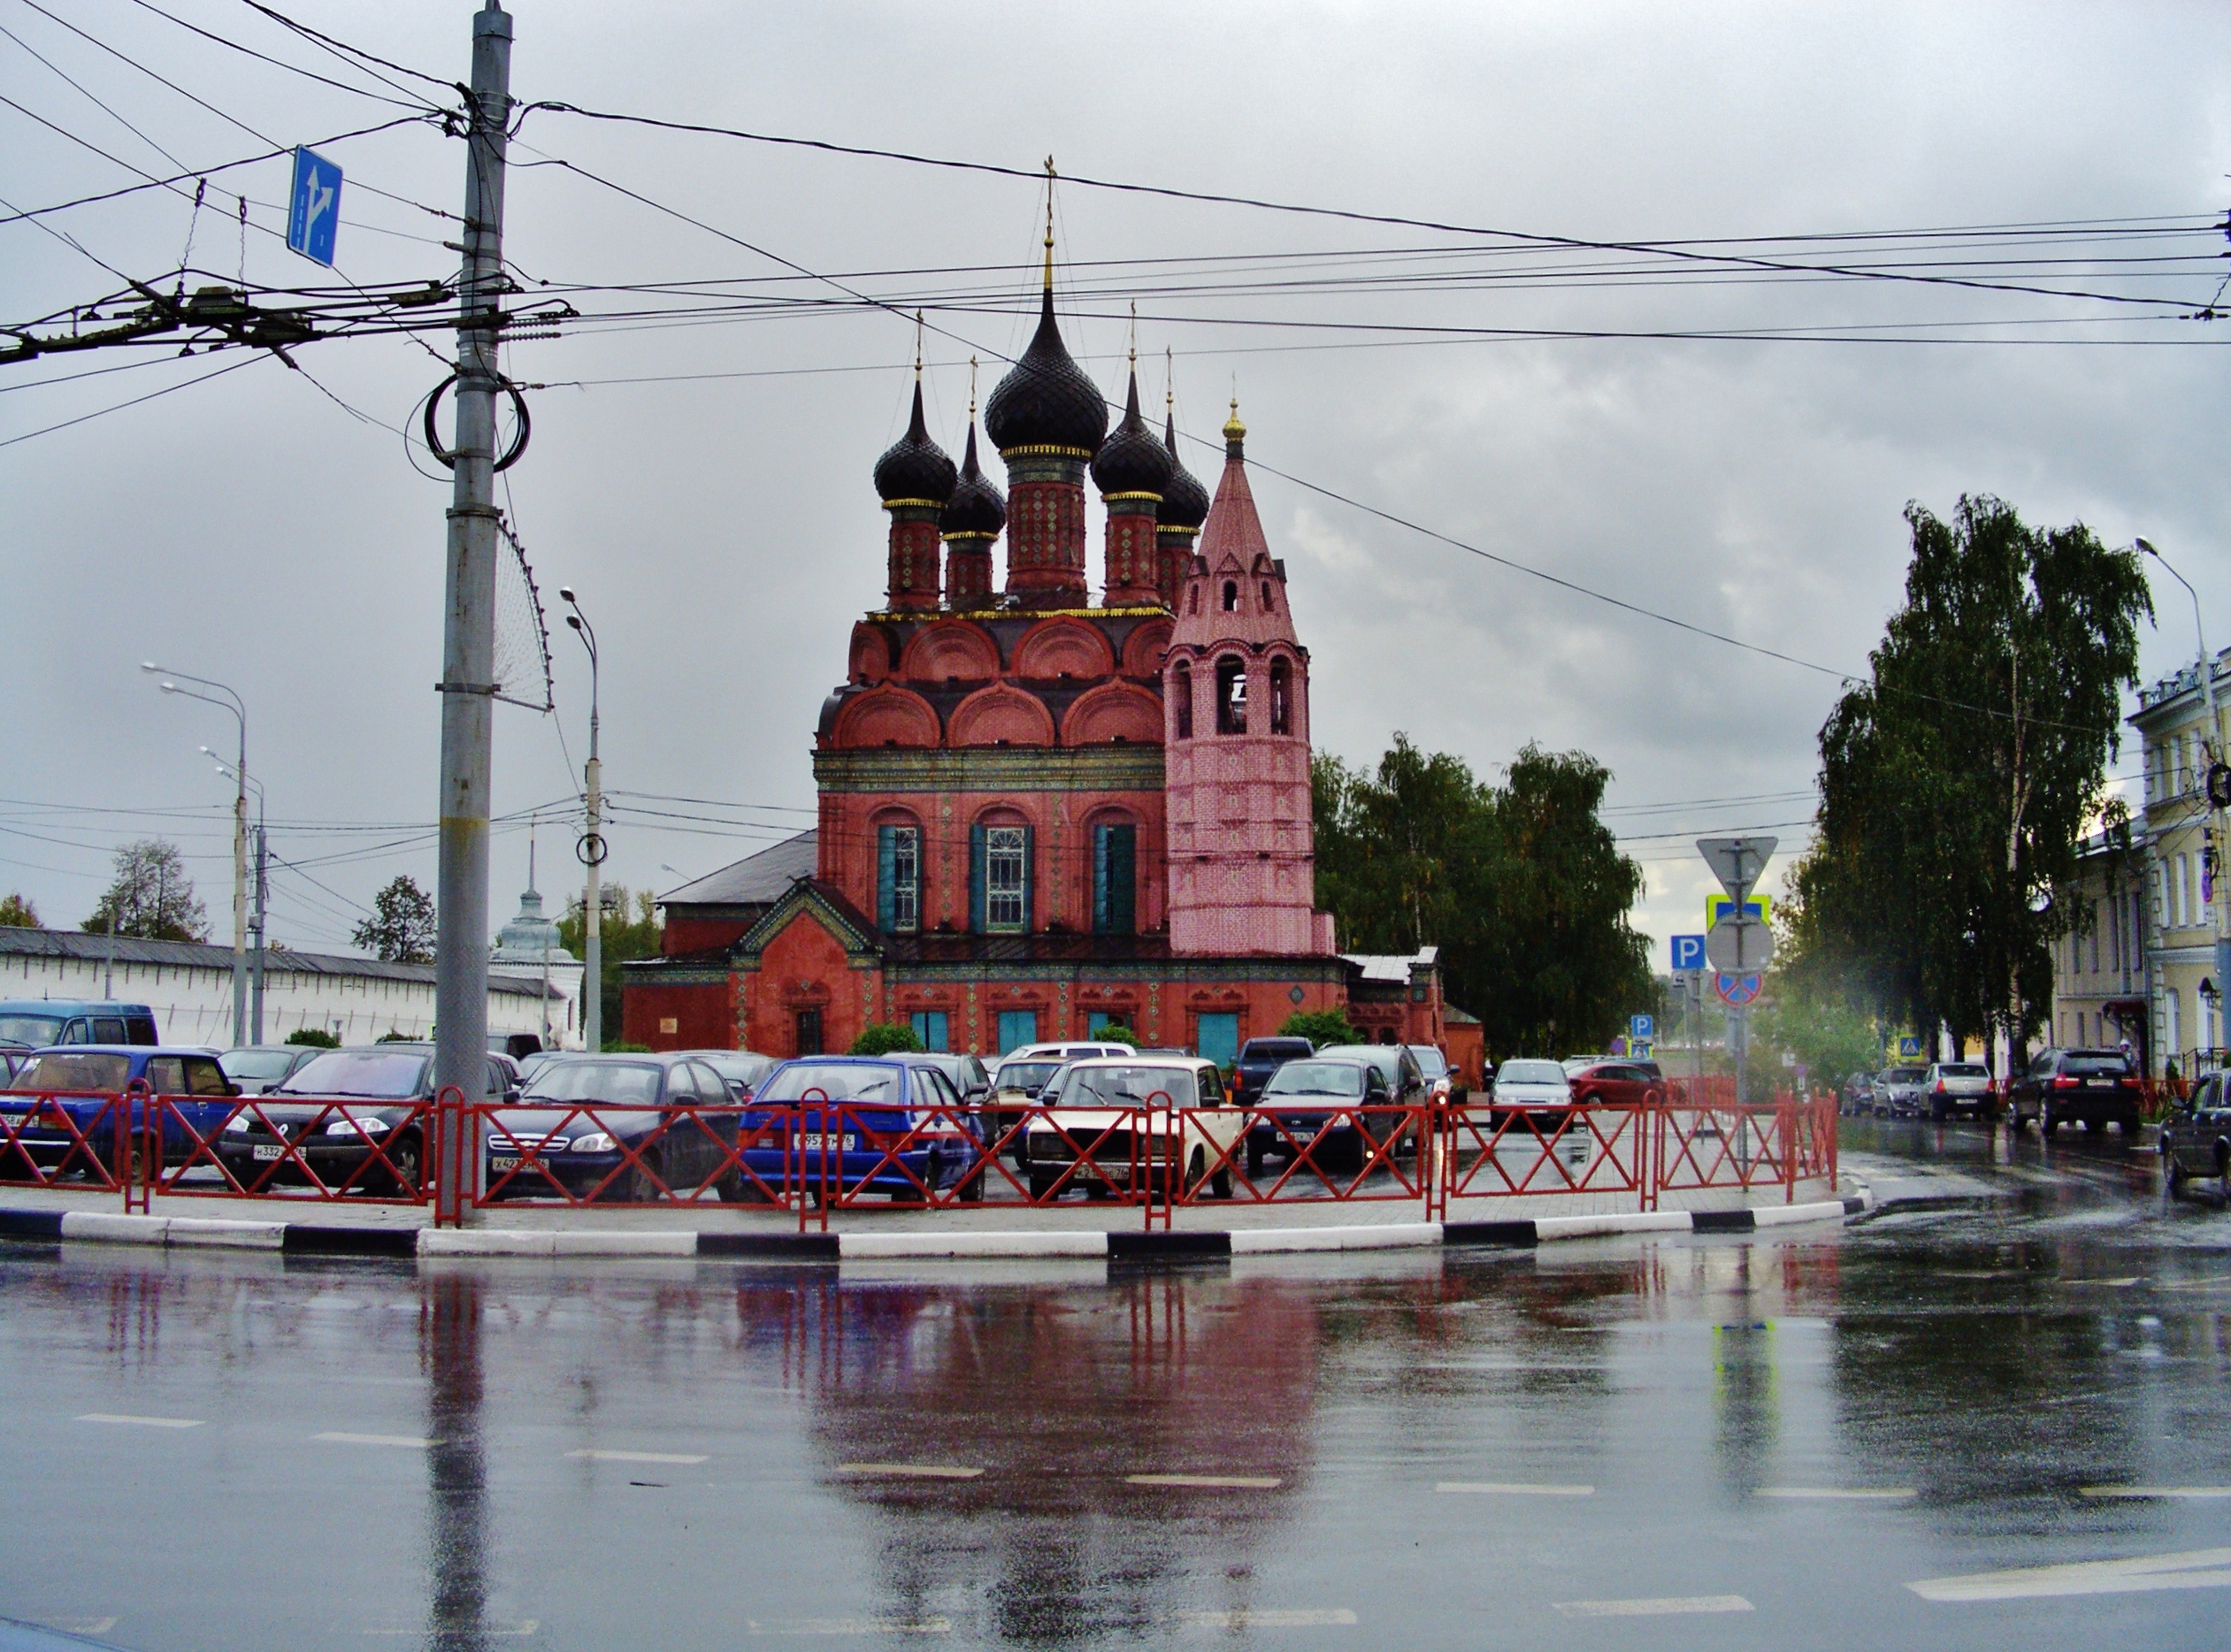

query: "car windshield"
xmin=523 ymin=1062 xmax=663 ymax=1105
xmin=10 ymin=1052 xmax=130 ymax=1091
xmin=0 ymin=1013 xmax=65 ymax=1046
xmin=1263 ymin=1061 xmax=1367 ymax=1098
xmin=757 ymin=1063 xmax=900 ymax=1105
xmin=993 ymin=1061 xmax=1060 ymax=1094
xmin=1050 ymin=1064 xmax=1192 ymax=1106
xmin=1941 ymin=1064 xmax=1989 ymax=1078
xmin=221 ymin=1051 xmax=298 ymax=1082
xmin=2064 ymin=1053 xmax=2132 ymax=1075
xmin=276 ymin=1052 xmax=429 ymax=1099
xmin=702 ymin=1053 xmax=773 ymax=1087
xmin=1407 ymin=1047 xmax=1449 ymax=1078
xmin=1497 ymin=1060 xmax=1568 ymax=1086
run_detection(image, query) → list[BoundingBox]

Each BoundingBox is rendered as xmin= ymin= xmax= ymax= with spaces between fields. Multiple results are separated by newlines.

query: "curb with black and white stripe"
xmin=0 ymin=1194 xmax=1869 ymax=1261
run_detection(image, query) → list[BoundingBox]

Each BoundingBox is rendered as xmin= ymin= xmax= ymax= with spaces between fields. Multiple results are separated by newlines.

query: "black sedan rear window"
xmin=2063 ymin=1053 xmax=2132 ymax=1075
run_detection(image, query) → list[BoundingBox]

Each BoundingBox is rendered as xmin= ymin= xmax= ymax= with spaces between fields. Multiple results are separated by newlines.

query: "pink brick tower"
xmin=1163 ymin=402 xmax=1337 ymax=957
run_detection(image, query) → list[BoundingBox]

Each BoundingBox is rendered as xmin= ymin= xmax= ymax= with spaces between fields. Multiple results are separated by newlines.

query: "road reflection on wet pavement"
xmin=3 ymin=1122 xmax=2228 ymax=1650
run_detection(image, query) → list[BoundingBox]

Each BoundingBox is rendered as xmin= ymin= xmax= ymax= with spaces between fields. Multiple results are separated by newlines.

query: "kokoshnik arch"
xmin=623 ymin=240 xmax=1456 ymax=1067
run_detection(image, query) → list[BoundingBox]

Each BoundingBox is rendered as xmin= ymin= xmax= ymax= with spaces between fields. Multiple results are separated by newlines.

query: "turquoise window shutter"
xmin=1020 ymin=825 xmax=1034 ymax=932
xmin=1110 ymin=824 xmax=1134 ymax=934
xmin=970 ymin=822 xmax=987 ymax=934
xmin=877 ymin=825 xmax=896 ymax=931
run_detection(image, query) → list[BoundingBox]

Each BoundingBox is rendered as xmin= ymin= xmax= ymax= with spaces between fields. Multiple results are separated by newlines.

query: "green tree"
xmin=82 ymin=839 xmax=207 ymax=941
xmin=1092 ymin=1022 xmax=1139 ymax=1047
xmin=1801 ymin=496 xmax=2149 ymax=1067
xmin=285 ymin=1028 xmax=339 ymax=1048
xmin=352 ymin=876 xmax=438 ymax=964
xmin=1314 ymin=736 xmax=1652 ymax=1059
xmin=0 ymin=892 xmax=38 ymax=928
xmin=1279 ymin=1009 xmax=1360 ymax=1048
xmin=850 ymin=1021 xmax=925 ymax=1056
xmin=556 ymin=886 xmax=663 ymax=1050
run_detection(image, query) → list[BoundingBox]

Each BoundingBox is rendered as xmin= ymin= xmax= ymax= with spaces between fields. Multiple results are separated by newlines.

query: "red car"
xmin=1563 ymin=1059 xmax=1673 ymax=1106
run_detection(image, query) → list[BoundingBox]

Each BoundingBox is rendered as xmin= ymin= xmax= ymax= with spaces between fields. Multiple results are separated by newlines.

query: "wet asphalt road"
xmin=4 ymin=1118 xmax=2230 ymax=1652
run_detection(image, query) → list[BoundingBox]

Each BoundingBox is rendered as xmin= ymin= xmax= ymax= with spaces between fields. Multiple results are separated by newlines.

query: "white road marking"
xmin=315 ymin=1431 xmax=436 ymax=1449
xmin=1436 ymin=1480 xmax=1593 ymax=1496
xmin=1555 ymin=1595 xmax=1753 ymax=1618
xmin=75 ymin=1412 xmax=202 ymax=1429
xmin=835 ymin=1463 xmax=982 ymax=1480
xmin=1910 ymin=1548 xmax=2231 ymax=1602
xmin=1756 ymin=1486 xmax=1917 ymax=1501
xmin=565 ymin=1449 xmax=709 ymax=1465
xmin=2082 ymin=1486 xmax=2231 ymax=1500
xmin=1175 ymin=1610 xmax=1358 ymax=1628
xmin=1126 ymin=1473 xmax=1283 ymax=1489
xmin=745 ymin=1617 xmax=952 ymax=1635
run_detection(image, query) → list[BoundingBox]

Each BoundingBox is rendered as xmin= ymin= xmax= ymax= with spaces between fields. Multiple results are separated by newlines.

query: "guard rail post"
xmin=1782 ymin=1099 xmax=1797 ymax=1204
xmin=431 ymin=1085 xmax=468 ymax=1227
xmin=122 ymin=1078 xmax=153 ymax=1214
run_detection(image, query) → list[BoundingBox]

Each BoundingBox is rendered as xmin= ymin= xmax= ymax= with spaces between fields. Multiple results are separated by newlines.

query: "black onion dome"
xmin=1091 ymin=368 xmax=1174 ymax=496
xmin=1156 ymin=408 xmax=1209 ymax=530
xmin=872 ymin=379 xmax=956 ymax=504
xmin=984 ymin=286 xmax=1109 ymax=455
xmin=940 ymin=422 xmax=1007 ymax=536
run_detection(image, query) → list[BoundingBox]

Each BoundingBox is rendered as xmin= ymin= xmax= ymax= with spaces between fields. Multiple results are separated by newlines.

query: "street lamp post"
xmin=146 ymin=662 xmax=248 ymax=1046
xmin=2137 ymin=539 xmax=2228 ymax=1071
xmin=211 ymin=754 xmax=268 ymax=1044
xmin=560 ymin=588 xmax=603 ymax=1053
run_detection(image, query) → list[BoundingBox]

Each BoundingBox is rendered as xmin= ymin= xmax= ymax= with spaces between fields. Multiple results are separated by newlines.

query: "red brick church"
xmin=624 ymin=246 xmax=1460 ymax=1068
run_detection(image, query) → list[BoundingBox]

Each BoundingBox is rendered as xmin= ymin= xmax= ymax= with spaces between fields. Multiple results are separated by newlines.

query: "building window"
xmin=1093 ymin=822 xmax=1136 ymax=935
xmin=972 ymin=822 xmax=1031 ymax=933
xmin=1222 ymin=580 xmax=1238 ymax=612
xmin=1087 ymin=1010 xmax=1134 ymax=1039
xmin=997 ymin=1008 xmax=1039 ymax=1054
xmin=1269 ymin=658 xmax=1291 ymax=736
xmin=1215 ymin=656 xmax=1247 ymax=734
xmin=909 ymin=1010 xmax=948 ymax=1052
xmin=794 ymin=1008 xmax=823 ymax=1057
xmin=1261 ymin=581 xmax=1273 ymax=610
xmin=878 ymin=823 xmax=920 ymax=933
xmin=1195 ymin=1011 xmax=1238 ymax=1067
xmin=1174 ymin=662 xmax=1193 ymax=739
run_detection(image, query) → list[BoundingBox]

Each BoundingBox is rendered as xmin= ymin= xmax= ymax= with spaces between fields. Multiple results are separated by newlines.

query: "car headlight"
xmin=571 ymin=1132 xmax=617 ymax=1153
xmin=325 ymin=1116 xmax=390 ymax=1136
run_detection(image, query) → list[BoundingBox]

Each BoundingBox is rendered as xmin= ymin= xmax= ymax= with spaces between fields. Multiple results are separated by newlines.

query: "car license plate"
xmin=490 ymin=1155 xmax=520 ymax=1174
xmin=251 ymin=1144 xmax=284 ymax=1162
xmin=796 ymin=1133 xmax=856 ymax=1151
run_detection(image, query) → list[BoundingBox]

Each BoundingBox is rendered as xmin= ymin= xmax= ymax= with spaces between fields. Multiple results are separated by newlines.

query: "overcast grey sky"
xmin=6 ymin=0 xmax=2229 ymax=972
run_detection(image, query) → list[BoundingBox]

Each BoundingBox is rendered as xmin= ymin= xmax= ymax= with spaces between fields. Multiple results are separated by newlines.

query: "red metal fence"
xmin=1 ymin=1090 xmax=1838 ymax=1226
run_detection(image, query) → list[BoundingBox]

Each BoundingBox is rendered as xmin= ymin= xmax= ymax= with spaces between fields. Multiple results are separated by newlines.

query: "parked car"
xmin=984 ymin=1051 xmax=1112 ymax=1159
xmin=913 ymin=1052 xmax=992 ymax=1109
xmin=490 ymin=1031 xmax=545 ymax=1061
xmin=484 ymin=1052 xmax=742 ymax=1201
xmin=1019 ymin=1056 xmax=1239 ymax=1200
xmin=1406 ymin=1044 xmax=1457 ymax=1103
xmin=2160 ymin=1071 xmax=2231 ymax=1197
xmin=1486 ymin=1058 xmax=1574 ymax=1128
xmin=2007 ymin=1046 xmax=2144 ymax=1136
xmin=1874 ymin=1066 xmax=1931 ymax=1118
xmin=516 ymin=1048 xmax=561 ymax=1087
xmin=0 ymin=1000 xmax=158 ymax=1049
xmin=1841 ymin=1071 xmax=1877 ymax=1115
xmin=1234 ymin=1036 xmax=1315 ymax=1105
xmin=0 ymin=1043 xmax=29 ymax=1086
xmin=1311 ymin=1044 xmax=1429 ymax=1106
xmin=1923 ymin=1061 xmax=1995 ymax=1121
xmin=740 ymin=1055 xmax=983 ymax=1202
xmin=218 ymin=1044 xmax=328 ymax=1096
xmin=1245 ymin=1056 xmax=1405 ymax=1176
xmin=214 ymin=1044 xmax=509 ymax=1196
xmin=1564 ymin=1059 xmax=1668 ymax=1107
xmin=684 ymin=1049 xmax=777 ymax=1102
xmin=4 ymin=1046 xmax=237 ymax=1177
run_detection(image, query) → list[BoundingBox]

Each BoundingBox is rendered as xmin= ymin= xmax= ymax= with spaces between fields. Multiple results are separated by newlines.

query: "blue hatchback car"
xmin=739 ymin=1055 xmax=984 ymax=1201
xmin=2 ymin=1046 xmax=239 ymax=1177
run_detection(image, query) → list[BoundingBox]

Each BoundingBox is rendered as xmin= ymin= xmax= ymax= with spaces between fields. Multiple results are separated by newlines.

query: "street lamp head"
xmin=566 ymin=615 xmax=584 ymax=632
xmin=558 ymin=586 xmax=577 ymax=605
xmin=2136 ymin=538 xmax=2158 ymax=557
xmin=140 ymin=662 xmax=161 ymax=673
xmin=159 ymin=682 xmax=179 ymax=694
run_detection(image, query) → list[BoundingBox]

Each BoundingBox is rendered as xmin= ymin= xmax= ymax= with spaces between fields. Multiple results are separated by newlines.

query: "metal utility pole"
xmin=433 ymin=0 xmax=512 ymax=1221
xmin=251 ymin=813 xmax=268 ymax=1044
xmin=561 ymin=588 xmax=603 ymax=1053
xmin=146 ymin=663 xmax=248 ymax=1044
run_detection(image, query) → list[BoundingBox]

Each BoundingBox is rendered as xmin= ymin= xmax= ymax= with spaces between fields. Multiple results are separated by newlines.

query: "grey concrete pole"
xmin=232 ymin=745 xmax=247 ymax=1044
xmin=433 ymin=0 xmax=512 ymax=1221
xmin=562 ymin=592 xmax=602 ymax=1053
xmin=251 ymin=810 xmax=266 ymax=1044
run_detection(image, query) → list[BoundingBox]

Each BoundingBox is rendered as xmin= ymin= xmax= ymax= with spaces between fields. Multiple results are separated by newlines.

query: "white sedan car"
xmin=1020 ymin=1056 xmax=1241 ymax=1201
xmin=1489 ymin=1059 xmax=1575 ymax=1128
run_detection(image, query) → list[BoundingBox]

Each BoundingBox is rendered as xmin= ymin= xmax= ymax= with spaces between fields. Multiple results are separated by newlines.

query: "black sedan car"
xmin=482 ymin=1052 xmax=743 ymax=1202
xmin=2162 ymin=1071 xmax=2231 ymax=1198
xmin=214 ymin=1044 xmax=511 ymax=1196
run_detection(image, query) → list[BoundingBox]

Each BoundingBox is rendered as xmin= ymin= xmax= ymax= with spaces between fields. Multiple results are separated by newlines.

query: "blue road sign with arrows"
xmin=1671 ymin=934 xmax=1706 ymax=972
xmin=287 ymin=146 xmax=342 ymax=266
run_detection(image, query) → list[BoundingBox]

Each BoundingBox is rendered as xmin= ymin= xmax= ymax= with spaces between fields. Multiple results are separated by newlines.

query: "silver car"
xmin=1489 ymin=1058 xmax=1573 ymax=1128
xmin=1923 ymin=1061 xmax=1994 ymax=1121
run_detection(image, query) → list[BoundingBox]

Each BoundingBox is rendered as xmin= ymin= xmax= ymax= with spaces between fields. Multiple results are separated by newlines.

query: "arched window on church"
xmin=1173 ymin=662 xmax=1193 ymax=739
xmin=876 ymin=815 xmax=922 ymax=933
xmin=1188 ymin=585 xmax=1200 ymax=616
xmin=1222 ymin=580 xmax=1239 ymax=612
xmin=1269 ymin=657 xmax=1291 ymax=736
xmin=1091 ymin=813 xmax=1137 ymax=936
xmin=1261 ymin=581 xmax=1274 ymax=610
xmin=1215 ymin=655 xmax=1247 ymax=735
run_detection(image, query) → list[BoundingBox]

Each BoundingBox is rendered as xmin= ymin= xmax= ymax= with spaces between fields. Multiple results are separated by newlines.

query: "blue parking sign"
xmin=1630 ymin=1014 xmax=1654 ymax=1041
xmin=1670 ymin=934 xmax=1706 ymax=972
xmin=287 ymin=146 xmax=343 ymax=266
